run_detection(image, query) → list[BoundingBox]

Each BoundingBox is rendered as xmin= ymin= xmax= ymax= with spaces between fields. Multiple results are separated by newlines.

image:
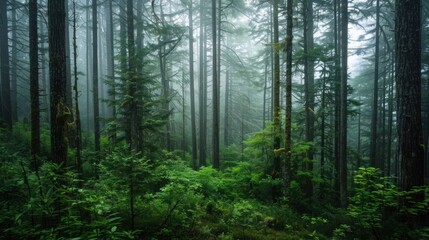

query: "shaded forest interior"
xmin=1 ymin=0 xmax=429 ymax=239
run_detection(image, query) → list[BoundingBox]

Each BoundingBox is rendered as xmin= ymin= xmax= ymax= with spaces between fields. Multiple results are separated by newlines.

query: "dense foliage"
xmin=1 ymin=126 xmax=428 ymax=239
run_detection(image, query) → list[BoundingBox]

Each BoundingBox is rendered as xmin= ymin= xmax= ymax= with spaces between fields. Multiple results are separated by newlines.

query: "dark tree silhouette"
xmin=92 ymin=0 xmax=100 ymax=152
xmin=395 ymin=0 xmax=424 ymax=192
xmin=29 ymin=0 xmax=40 ymax=169
xmin=48 ymin=0 xmax=68 ymax=166
xmin=0 ymin=0 xmax=12 ymax=128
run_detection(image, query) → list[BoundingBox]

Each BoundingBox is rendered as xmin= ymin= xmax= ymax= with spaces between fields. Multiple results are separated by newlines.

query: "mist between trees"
xmin=0 ymin=0 xmax=428 ymax=239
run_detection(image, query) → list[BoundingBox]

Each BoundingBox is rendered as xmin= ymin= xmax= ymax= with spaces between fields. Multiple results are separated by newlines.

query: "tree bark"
xmin=11 ymin=4 xmax=17 ymax=123
xmin=212 ymin=0 xmax=220 ymax=169
xmin=105 ymin=0 xmax=116 ymax=141
xmin=333 ymin=0 xmax=341 ymax=206
xmin=284 ymin=0 xmax=293 ymax=196
xmin=425 ymin=73 xmax=429 ymax=180
xmin=395 ymin=0 xmax=424 ymax=192
xmin=127 ymin=0 xmax=137 ymax=227
xmin=157 ymin=1 xmax=172 ymax=151
xmin=303 ymin=0 xmax=314 ymax=200
xmin=40 ymin=20 xmax=50 ymax=124
xmin=370 ymin=0 xmax=380 ymax=169
xmin=263 ymin=33 xmax=269 ymax=129
xmin=127 ymin=0 xmax=139 ymax=151
xmin=30 ymin=0 xmax=40 ymax=170
xmin=272 ymin=0 xmax=281 ymax=179
xmin=72 ymin=0 xmax=82 ymax=177
xmin=85 ymin=0 xmax=91 ymax=133
xmin=65 ymin=0 xmax=72 ymax=108
xmin=0 ymin=0 xmax=12 ymax=128
xmin=224 ymin=63 xmax=230 ymax=146
xmin=386 ymin=54 xmax=394 ymax=177
xmin=199 ymin=0 xmax=206 ymax=167
xmin=49 ymin=0 xmax=68 ymax=166
xmin=181 ymin=70 xmax=186 ymax=159
xmin=189 ymin=1 xmax=198 ymax=169
xmin=339 ymin=0 xmax=348 ymax=207
xmin=93 ymin=0 xmax=100 ymax=152
xmin=320 ymin=64 xmax=327 ymax=199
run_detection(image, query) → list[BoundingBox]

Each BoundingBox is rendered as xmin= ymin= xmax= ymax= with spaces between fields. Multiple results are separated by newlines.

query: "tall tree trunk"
xmin=380 ymin=64 xmax=387 ymax=173
xmin=136 ymin=0 xmax=145 ymax=151
xmin=425 ymin=73 xmax=429 ymax=180
xmin=212 ymin=0 xmax=220 ymax=169
xmin=127 ymin=0 xmax=137 ymax=227
xmin=269 ymin=5 xmax=274 ymax=124
xmin=339 ymin=0 xmax=348 ymax=207
xmin=86 ymin=0 xmax=92 ymax=133
xmin=303 ymin=0 xmax=314 ymax=200
xmin=136 ymin=0 xmax=144 ymax=69
xmin=370 ymin=0 xmax=380 ymax=168
xmin=386 ymin=57 xmax=394 ymax=177
xmin=357 ymin=96 xmax=362 ymax=169
xmin=224 ymin=15 xmax=231 ymax=147
xmin=424 ymin=0 xmax=429 ymax=183
xmin=40 ymin=20 xmax=50 ymax=123
xmin=97 ymin=16 xmax=106 ymax=123
xmin=284 ymin=0 xmax=293 ymax=196
xmin=105 ymin=0 xmax=116 ymax=141
xmin=320 ymin=65 xmax=327 ymax=199
xmin=224 ymin=63 xmax=230 ymax=146
xmin=241 ymin=100 xmax=246 ymax=159
xmin=93 ymin=0 xmax=100 ymax=152
xmin=48 ymin=2 xmax=68 ymax=232
xmin=272 ymin=0 xmax=281 ymax=179
xmin=263 ymin=33 xmax=269 ymax=129
xmin=0 ymin=0 xmax=12 ymax=128
xmin=49 ymin=0 xmax=68 ymax=166
xmin=395 ymin=0 xmax=424 ymax=192
xmin=182 ymin=70 xmax=186 ymax=159
xmin=333 ymin=0 xmax=341 ymax=206
xmin=119 ymin=0 xmax=128 ymax=140
xmin=127 ymin=0 xmax=139 ymax=151
xmin=217 ymin=0 xmax=222 ymax=148
xmin=72 ymin=0 xmax=82 ymax=177
xmin=65 ymin=0 xmax=72 ymax=108
xmin=11 ymin=4 xmax=17 ymax=123
xmin=189 ymin=1 xmax=198 ymax=169
xmin=157 ymin=1 xmax=171 ymax=151
xmin=199 ymin=0 xmax=206 ymax=167
xmin=203 ymin=32 xmax=208 ymax=162
xmin=30 ymin=0 xmax=40 ymax=170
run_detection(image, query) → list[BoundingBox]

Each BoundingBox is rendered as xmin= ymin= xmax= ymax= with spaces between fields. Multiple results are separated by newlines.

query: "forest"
xmin=0 ymin=0 xmax=429 ymax=239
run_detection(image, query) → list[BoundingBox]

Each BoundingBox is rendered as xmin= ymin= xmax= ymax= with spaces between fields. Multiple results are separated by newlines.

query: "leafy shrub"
xmin=348 ymin=167 xmax=398 ymax=229
xmin=346 ymin=167 xmax=429 ymax=239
